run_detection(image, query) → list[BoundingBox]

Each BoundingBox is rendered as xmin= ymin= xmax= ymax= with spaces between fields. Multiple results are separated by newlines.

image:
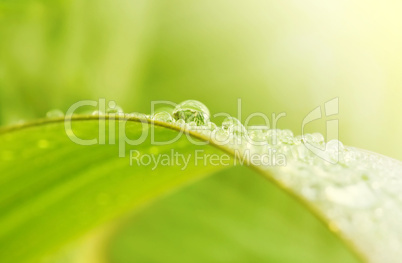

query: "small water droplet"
xmin=278 ymin=129 xmax=294 ymax=144
xmin=207 ymin=122 xmax=217 ymax=131
xmin=222 ymin=117 xmax=245 ymax=137
xmin=312 ymin=132 xmax=325 ymax=143
xmin=326 ymin=139 xmax=345 ymax=162
xmin=92 ymin=110 xmax=104 ymax=116
xmin=46 ymin=109 xmax=64 ymax=118
xmin=175 ymin=119 xmax=186 ymax=126
xmin=247 ymin=129 xmax=266 ymax=142
xmin=213 ymin=128 xmax=230 ymax=143
xmin=193 ymin=122 xmax=217 ymax=136
xmin=152 ymin=111 xmax=173 ymax=122
xmin=172 ymin=100 xmax=210 ymax=125
xmin=326 ymin=139 xmax=344 ymax=152
xmin=343 ymin=148 xmax=358 ymax=165
xmin=302 ymin=134 xmax=314 ymax=143
xmin=266 ymin=129 xmax=280 ymax=145
xmin=199 ymin=129 xmax=212 ymax=137
xmin=294 ymin=144 xmax=310 ymax=161
xmin=302 ymin=133 xmax=324 ymax=149
xmin=125 ymin=112 xmax=148 ymax=119
xmin=281 ymin=129 xmax=294 ymax=138
xmin=187 ymin=121 xmax=198 ymax=130
xmin=106 ymin=101 xmax=124 ymax=114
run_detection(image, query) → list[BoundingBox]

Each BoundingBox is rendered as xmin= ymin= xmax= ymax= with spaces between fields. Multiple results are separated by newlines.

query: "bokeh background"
xmin=1 ymin=0 xmax=401 ymax=262
xmin=1 ymin=0 xmax=401 ymax=160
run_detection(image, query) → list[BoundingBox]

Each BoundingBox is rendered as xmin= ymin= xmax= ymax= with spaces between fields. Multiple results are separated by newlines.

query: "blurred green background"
xmin=1 ymin=0 xmax=401 ymax=160
xmin=0 ymin=0 xmax=402 ymax=159
xmin=0 ymin=0 xmax=401 ymax=262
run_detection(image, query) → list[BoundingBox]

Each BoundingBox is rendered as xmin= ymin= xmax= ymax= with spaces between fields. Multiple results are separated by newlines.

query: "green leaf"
xmin=0 ymin=116 xmax=400 ymax=262
xmin=0 ymin=116 xmax=228 ymax=262
xmin=108 ymin=166 xmax=360 ymax=263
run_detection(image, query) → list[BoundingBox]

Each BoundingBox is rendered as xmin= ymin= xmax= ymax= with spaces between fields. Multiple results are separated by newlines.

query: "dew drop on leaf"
xmin=92 ymin=110 xmax=104 ymax=116
xmin=326 ymin=139 xmax=345 ymax=161
xmin=175 ymin=119 xmax=186 ymax=126
xmin=152 ymin=111 xmax=173 ymax=122
xmin=213 ymin=128 xmax=230 ymax=143
xmin=125 ymin=112 xmax=148 ymax=119
xmin=106 ymin=101 xmax=124 ymax=114
xmin=303 ymin=133 xmax=315 ymax=143
xmin=312 ymin=132 xmax=325 ymax=143
xmin=172 ymin=100 xmax=210 ymax=125
xmin=222 ymin=117 xmax=246 ymax=137
xmin=188 ymin=121 xmax=197 ymax=127
xmin=266 ymin=129 xmax=280 ymax=145
xmin=278 ymin=129 xmax=294 ymax=144
xmin=207 ymin=122 xmax=218 ymax=131
xmin=247 ymin=129 xmax=266 ymax=142
xmin=46 ymin=109 xmax=64 ymax=118
xmin=326 ymin=139 xmax=345 ymax=152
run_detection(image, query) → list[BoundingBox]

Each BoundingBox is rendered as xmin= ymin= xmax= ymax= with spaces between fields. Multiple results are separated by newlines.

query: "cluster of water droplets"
xmin=40 ymin=99 xmax=402 ymax=262
xmin=150 ymin=100 xmax=402 ymax=263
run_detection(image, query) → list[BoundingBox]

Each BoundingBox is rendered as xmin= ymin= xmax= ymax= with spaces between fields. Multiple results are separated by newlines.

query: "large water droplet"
xmin=46 ymin=109 xmax=64 ymax=118
xmin=172 ymin=100 xmax=210 ymax=125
